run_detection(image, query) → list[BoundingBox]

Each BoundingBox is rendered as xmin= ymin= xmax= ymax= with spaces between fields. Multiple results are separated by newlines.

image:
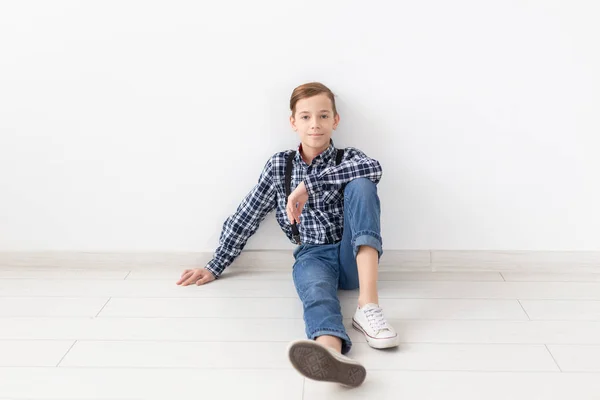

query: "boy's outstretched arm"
xmin=177 ymin=157 xmax=276 ymax=286
xmin=303 ymin=147 xmax=383 ymax=197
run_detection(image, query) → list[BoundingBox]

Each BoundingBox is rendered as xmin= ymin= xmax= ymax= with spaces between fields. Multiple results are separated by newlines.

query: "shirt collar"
xmin=296 ymin=139 xmax=336 ymax=166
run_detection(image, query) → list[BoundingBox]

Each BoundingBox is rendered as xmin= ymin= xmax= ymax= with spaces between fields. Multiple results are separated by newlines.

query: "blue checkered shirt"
xmin=205 ymin=140 xmax=383 ymax=277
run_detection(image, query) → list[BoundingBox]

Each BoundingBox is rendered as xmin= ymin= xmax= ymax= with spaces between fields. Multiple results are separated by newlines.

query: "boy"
xmin=177 ymin=82 xmax=398 ymax=387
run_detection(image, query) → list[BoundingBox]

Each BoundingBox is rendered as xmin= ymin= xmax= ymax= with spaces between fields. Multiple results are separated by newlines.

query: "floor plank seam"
xmin=545 ymin=344 xmax=563 ymax=372
xmin=517 ymin=300 xmax=532 ymax=320
xmin=95 ymin=298 xmax=112 ymax=318
xmin=55 ymin=340 xmax=77 ymax=367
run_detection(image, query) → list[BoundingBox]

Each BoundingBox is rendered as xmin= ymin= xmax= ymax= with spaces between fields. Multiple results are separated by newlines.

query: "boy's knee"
xmin=301 ymin=280 xmax=337 ymax=302
xmin=293 ymin=259 xmax=336 ymax=292
xmin=344 ymin=178 xmax=378 ymax=200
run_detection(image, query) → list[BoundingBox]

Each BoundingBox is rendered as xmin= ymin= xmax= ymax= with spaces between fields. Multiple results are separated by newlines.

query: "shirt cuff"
xmin=204 ymin=263 xmax=221 ymax=279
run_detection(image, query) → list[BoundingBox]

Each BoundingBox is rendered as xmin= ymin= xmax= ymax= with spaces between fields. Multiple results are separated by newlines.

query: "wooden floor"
xmin=1 ymin=265 xmax=600 ymax=399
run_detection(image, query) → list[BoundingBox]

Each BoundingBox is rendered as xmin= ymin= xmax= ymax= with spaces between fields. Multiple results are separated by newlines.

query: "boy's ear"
xmin=290 ymin=115 xmax=297 ymax=131
xmin=333 ymin=113 xmax=340 ymax=129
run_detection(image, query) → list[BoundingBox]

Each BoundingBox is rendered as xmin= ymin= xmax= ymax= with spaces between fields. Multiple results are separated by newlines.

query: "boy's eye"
xmin=321 ymin=115 xmax=329 ymax=119
xmin=301 ymin=116 xmax=309 ymax=120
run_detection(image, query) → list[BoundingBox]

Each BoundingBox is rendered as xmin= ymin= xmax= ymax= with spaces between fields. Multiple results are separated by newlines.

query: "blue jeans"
xmin=292 ymin=178 xmax=383 ymax=355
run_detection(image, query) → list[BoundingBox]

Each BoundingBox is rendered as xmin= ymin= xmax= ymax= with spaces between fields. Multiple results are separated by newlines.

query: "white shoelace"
xmin=364 ymin=306 xmax=389 ymax=332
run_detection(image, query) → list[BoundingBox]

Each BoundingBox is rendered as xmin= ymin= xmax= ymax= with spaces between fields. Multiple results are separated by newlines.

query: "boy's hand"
xmin=287 ymin=182 xmax=308 ymax=225
xmin=176 ymin=268 xmax=216 ymax=286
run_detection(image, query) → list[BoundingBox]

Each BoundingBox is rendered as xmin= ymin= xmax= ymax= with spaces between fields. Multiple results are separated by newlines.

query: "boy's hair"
xmin=290 ymin=82 xmax=338 ymax=117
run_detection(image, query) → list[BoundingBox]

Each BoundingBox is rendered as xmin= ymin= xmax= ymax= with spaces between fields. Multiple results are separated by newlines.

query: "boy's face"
xmin=290 ymin=93 xmax=340 ymax=153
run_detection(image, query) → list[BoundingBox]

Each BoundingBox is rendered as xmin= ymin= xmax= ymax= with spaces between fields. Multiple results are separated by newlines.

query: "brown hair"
xmin=290 ymin=82 xmax=337 ymax=117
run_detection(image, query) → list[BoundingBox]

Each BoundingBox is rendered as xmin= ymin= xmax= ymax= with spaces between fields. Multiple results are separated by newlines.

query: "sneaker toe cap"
xmin=374 ymin=329 xmax=397 ymax=339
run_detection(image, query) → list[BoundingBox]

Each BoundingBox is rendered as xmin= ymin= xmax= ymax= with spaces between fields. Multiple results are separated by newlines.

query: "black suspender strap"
xmin=284 ymin=151 xmax=296 ymax=201
xmin=285 ymin=148 xmax=345 ymax=245
xmin=336 ymin=148 xmax=346 ymax=192
xmin=336 ymin=148 xmax=344 ymax=165
xmin=285 ymin=151 xmax=300 ymax=244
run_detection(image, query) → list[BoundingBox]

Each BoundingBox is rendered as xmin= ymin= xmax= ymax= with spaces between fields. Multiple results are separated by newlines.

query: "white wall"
xmin=1 ymin=0 xmax=599 ymax=252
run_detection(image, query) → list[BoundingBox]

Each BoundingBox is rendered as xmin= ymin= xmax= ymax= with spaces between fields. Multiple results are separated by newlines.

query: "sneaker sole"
xmin=287 ymin=340 xmax=366 ymax=387
xmin=352 ymin=318 xmax=400 ymax=349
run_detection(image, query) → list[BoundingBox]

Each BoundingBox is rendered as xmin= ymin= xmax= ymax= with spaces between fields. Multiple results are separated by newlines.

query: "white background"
xmin=1 ymin=0 xmax=598 ymax=252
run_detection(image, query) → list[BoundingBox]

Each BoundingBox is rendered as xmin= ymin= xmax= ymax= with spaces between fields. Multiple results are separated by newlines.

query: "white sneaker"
xmin=287 ymin=339 xmax=366 ymax=387
xmin=352 ymin=303 xmax=399 ymax=349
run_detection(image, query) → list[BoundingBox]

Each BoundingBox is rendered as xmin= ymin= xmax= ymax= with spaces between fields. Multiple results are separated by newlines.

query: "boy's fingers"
xmin=288 ymin=200 xmax=301 ymax=223
xmin=182 ymin=272 xmax=200 ymax=286
xmin=177 ymin=269 xmax=215 ymax=286
xmin=294 ymin=203 xmax=302 ymax=223
xmin=176 ymin=271 xmax=192 ymax=285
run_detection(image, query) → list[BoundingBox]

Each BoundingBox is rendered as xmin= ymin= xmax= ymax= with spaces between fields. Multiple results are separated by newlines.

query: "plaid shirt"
xmin=205 ymin=140 xmax=383 ymax=277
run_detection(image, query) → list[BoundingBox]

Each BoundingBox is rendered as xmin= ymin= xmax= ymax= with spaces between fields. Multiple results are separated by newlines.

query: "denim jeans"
xmin=292 ymin=178 xmax=383 ymax=355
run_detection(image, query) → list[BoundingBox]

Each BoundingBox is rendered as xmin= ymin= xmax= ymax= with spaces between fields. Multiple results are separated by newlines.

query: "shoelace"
xmin=364 ymin=307 xmax=389 ymax=332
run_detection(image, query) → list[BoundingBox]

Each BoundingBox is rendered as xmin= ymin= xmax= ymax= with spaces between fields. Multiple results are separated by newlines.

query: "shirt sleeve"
xmin=205 ymin=157 xmax=277 ymax=278
xmin=303 ymin=147 xmax=383 ymax=196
